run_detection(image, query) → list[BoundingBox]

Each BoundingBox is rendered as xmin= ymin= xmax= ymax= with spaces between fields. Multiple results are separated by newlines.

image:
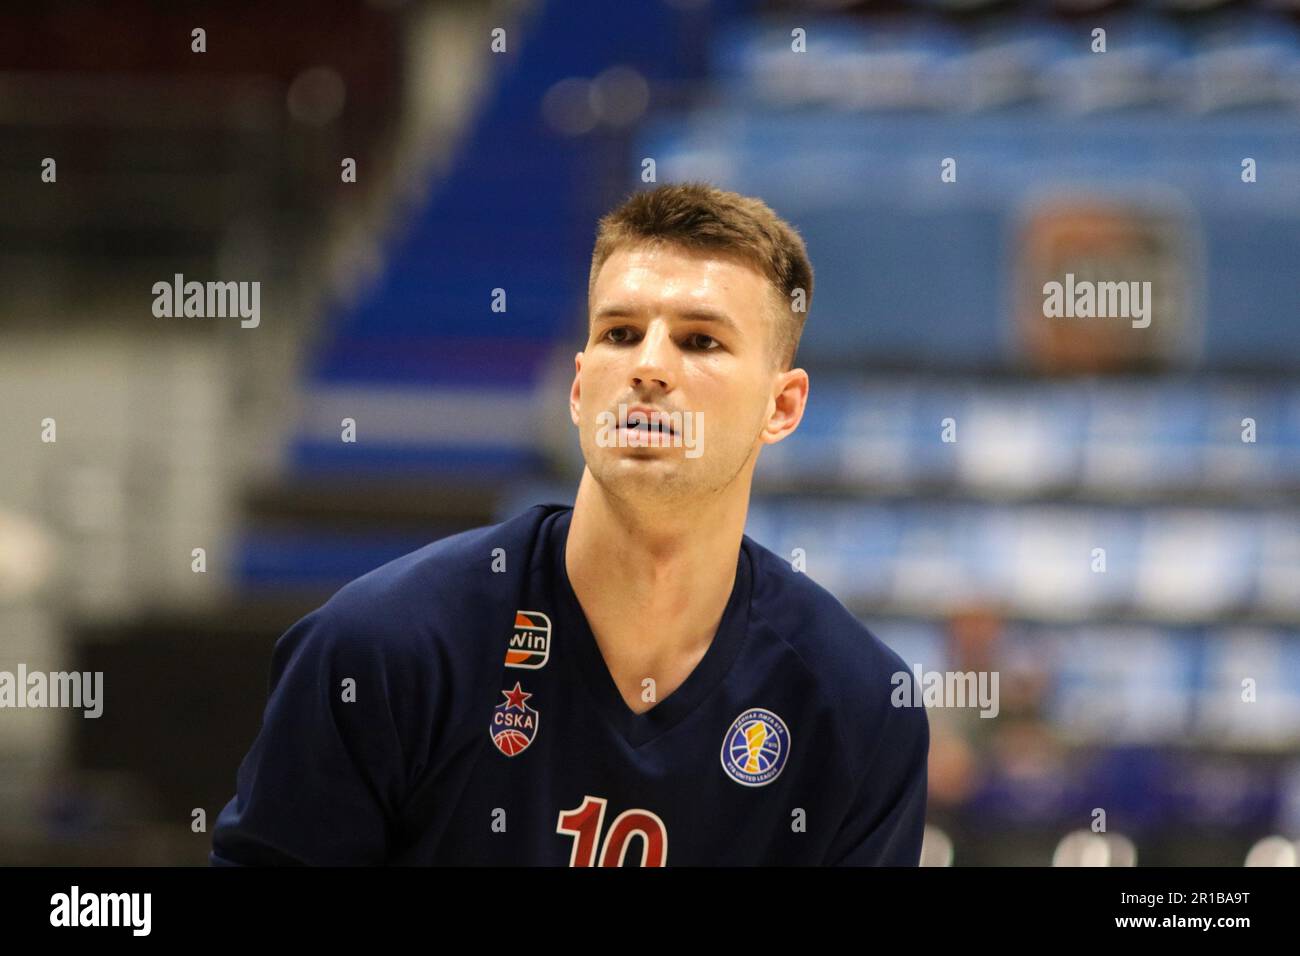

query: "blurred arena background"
xmin=0 ymin=0 xmax=1298 ymax=866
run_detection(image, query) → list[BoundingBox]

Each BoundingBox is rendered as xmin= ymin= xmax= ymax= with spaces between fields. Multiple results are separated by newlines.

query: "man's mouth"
xmin=619 ymin=405 xmax=677 ymax=437
xmin=620 ymin=419 xmax=675 ymax=435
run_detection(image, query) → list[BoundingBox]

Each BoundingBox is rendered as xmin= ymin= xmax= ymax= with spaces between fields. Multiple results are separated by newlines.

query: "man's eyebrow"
xmin=592 ymin=304 xmax=740 ymax=333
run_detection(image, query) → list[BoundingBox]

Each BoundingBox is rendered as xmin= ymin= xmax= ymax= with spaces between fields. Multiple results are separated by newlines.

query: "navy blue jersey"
xmin=211 ymin=503 xmax=928 ymax=866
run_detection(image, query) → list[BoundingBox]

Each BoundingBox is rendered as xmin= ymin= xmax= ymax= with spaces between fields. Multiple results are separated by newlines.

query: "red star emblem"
xmin=501 ymin=681 xmax=533 ymax=711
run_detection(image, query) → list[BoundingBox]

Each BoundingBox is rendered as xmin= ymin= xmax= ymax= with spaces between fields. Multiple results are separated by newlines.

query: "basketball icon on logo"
xmin=491 ymin=681 xmax=540 ymax=757
xmin=720 ymin=708 xmax=790 ymax=787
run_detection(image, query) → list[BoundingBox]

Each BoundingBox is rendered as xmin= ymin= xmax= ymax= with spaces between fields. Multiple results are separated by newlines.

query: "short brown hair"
xmin=588 ymin=182 xmax=813 ymax=371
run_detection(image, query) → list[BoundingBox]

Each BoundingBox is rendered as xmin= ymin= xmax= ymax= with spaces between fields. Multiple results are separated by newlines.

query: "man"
xmin=211 ymin=182 xmax=929 ymax=866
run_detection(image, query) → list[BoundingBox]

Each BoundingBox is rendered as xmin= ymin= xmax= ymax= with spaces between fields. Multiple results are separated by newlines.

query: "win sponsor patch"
xmin=505 ymin=610 xmax=551 ymax=669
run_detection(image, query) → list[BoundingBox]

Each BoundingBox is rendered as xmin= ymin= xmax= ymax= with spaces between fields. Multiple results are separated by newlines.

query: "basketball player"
xmin=211 ymin=182 xmax=929 ymax=866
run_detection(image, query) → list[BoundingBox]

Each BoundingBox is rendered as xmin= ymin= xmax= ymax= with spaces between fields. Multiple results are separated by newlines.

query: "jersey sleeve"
xmin=823 ymin=698 xmax=930 ymax=866
xmin=210 ymin=599 xmax=435 ymax=865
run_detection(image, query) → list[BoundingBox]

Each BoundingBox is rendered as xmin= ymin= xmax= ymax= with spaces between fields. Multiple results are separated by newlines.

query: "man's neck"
xmin=564 ymin=469 xmax=749 ymax=702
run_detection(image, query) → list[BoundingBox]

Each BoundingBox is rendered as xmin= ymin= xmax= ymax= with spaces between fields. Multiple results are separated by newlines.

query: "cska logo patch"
xmin=505 ymin=610 xmax=551 ymax=669
xmin=491 ymin=681 xmax=540 ymax=757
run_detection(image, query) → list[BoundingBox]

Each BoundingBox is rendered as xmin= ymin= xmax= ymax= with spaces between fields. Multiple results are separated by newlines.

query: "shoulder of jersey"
xmin=309 ymin=503 xmax=561 ymax=659
xmin=744 ymin=534 xmax=913 ymax=728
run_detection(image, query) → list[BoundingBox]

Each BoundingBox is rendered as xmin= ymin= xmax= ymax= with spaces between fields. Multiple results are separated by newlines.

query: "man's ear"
xmin=569 ymin=351 xmax=583 ymax=427
xmin=760 ymin=367 xmax=809 ymax=446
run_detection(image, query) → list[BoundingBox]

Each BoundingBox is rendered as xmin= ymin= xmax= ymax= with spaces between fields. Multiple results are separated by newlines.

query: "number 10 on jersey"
xmin=556 ymin=795 xmax=668 ymax=867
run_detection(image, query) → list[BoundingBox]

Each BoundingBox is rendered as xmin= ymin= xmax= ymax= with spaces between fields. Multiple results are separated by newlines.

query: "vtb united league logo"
xmin=720 ymin=708 xmax=790 ymax=787
xmin=491 ymin=681 xmax=539 ymax=757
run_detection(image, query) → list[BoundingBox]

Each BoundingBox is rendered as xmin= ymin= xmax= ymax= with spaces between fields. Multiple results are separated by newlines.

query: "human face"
xmin=570 ymin=242 xmax=808 ymax=506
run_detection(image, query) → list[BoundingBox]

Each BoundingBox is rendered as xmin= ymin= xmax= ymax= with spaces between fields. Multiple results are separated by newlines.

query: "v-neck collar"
xmin=548 ymin=507 xmax=753 ymax=749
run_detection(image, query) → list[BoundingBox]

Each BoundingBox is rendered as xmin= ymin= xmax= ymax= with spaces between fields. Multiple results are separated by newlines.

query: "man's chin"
xmin=592 ymin=456 xmax=687 ymax=489
xmin=607 ymin=454 xmax=680 ymax=475
xmin=590 ymin=441 xmax=683 ymax=463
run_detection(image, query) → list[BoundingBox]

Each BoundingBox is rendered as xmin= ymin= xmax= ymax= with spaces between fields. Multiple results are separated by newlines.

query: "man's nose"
xmin=630 ymin=322 xmax=674 ymax=389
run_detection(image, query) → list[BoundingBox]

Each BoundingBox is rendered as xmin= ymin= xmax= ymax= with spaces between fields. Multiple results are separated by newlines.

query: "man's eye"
xmin=601 ymin=328 xmax=718 ymax=351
